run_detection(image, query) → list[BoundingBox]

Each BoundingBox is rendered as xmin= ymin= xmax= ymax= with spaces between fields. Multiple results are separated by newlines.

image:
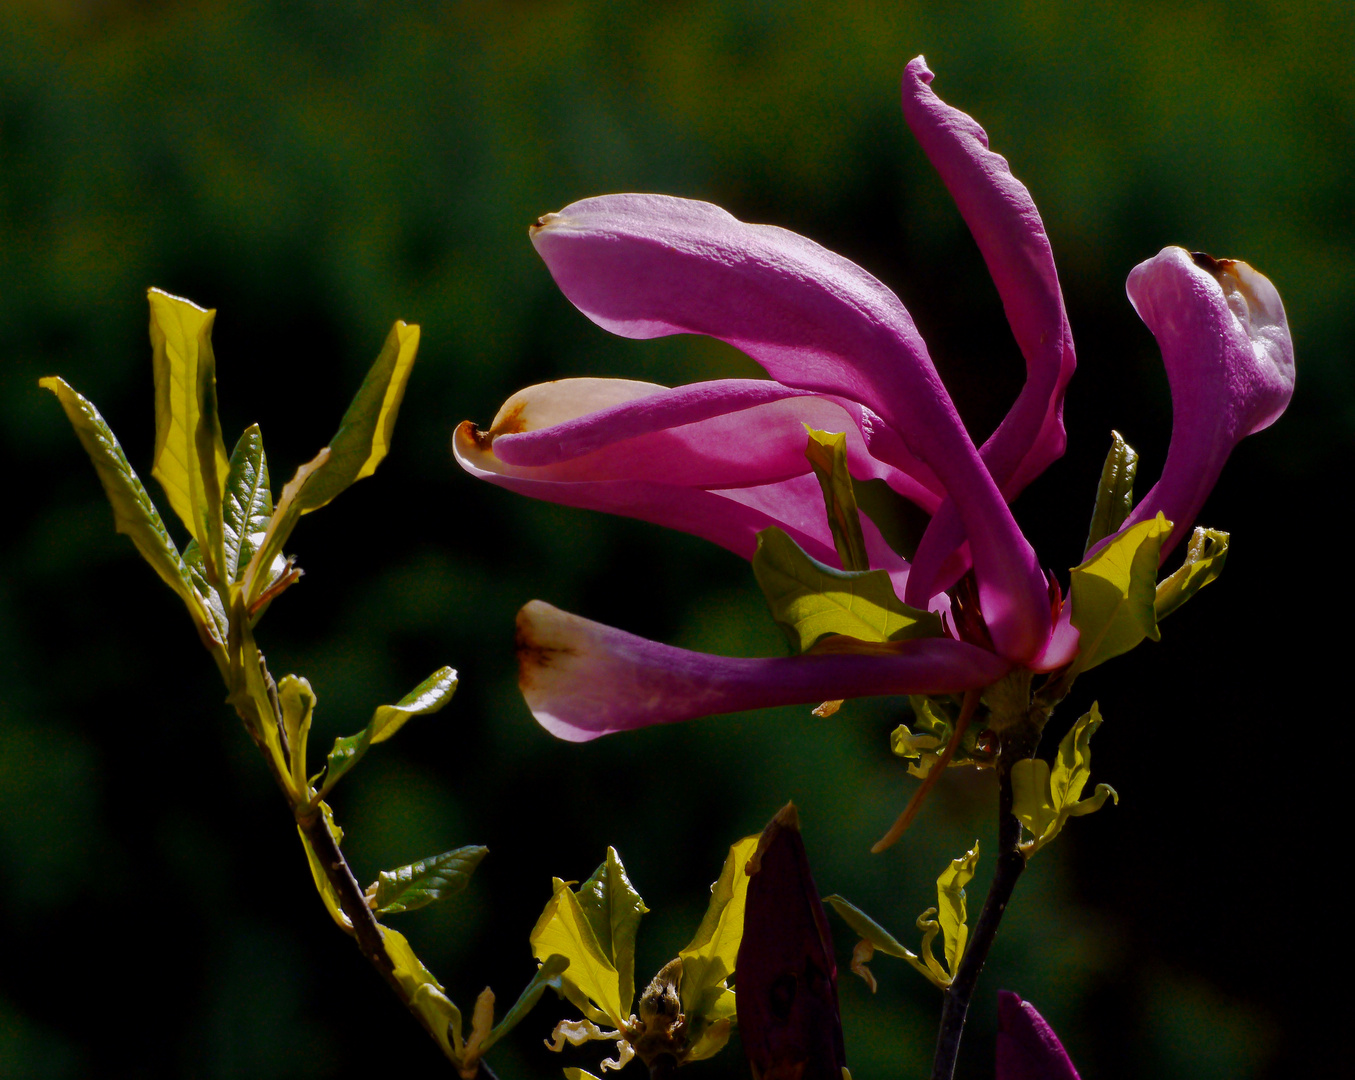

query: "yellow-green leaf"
xmin=297 ymin=801 xmax=350 ymax=932
xmin=678 ymin=834 xmax=759 ymax=1017
xmin=1069 ymin=513 xmax=1170 ymax=672
xmin=479 ymin=954 xmax=571 ymax=1055
xmin=278 ymin=675 xmax=316 ymax=798
xmin=530 ymin=878 xmax=625 ymax=1026
xmin=296 ymin=320 xmax=421 ymax=513
xmin=935 ymin=842 xmax=979 ymax=976
xmin=822 ymin=894 xmax=945 ymax=990
xmin=575 ymin=847 xmax=648 ymax=1015
xmin=1155 ymin=527 xmax=1229 ymax=620
xmin=222 ymin=424 xmax=273 ymax=583
xmin=752 ymin=527 xmax=941 ymax=652
xmin=563 ymin=1070 xmax=604 ymax=1080
xmin=38 ymin=376 xmax=224 ymax=649
xmin=803 ymin=428 xmax=869 ymax=572
xmin=684 ymin=985 xmax=736 ymax=1061
xmin=317 ymin=667 xmax=457 ymax=797
xmin=822 ymin=895 xmax=918 ymax=963
xmin=1084 ymin=431 xmax=1139 ymax=555
xmin=372 ymin=845 xmax=489 ymax=915
xmin=147 ymin=288 xmax=229 ymax=582
xmin=1012 ymin=703 xmax=1118 ymax=855
xmin=383 ymin=924 xmax=464 ymax=1060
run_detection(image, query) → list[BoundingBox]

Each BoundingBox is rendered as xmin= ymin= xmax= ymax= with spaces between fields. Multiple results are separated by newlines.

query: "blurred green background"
xmin=1 ymin=1 xmax=1348 ymax=1077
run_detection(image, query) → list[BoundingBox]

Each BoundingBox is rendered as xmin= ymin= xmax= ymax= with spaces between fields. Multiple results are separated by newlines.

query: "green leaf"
xmin=563 ymin=1070 xmax=605 ymax=1080
xmin=278 ymin=675 xmax=316 ymax=798
xmin=372 ymin=845 xmax=489 ymax=915
xmin=530 ymin=878 xmax=625 ymax=1026
xmin=297 ymin=801 xmax=351 ymax=932
xmin=317 ymin=667 xmax=457 ymax=796
xmin=297 ymin=319 xmax=421 ymax=513
xmin=575 ymin=847 xmax=648 ymax=1015
xmin=684 ymin=984 xmax=736 ymax=1061
xmin=854 ymin=477 xmax=927 ymax=562
xmin=1155 ymin=527 xmax=1229 ymax=620
xmin=382 ymin=924 xmax=465 ymax=1060
xmin=752 ymin=527 xmax=942 ymax=652
xmin=239 ymin=321 xmax=420 ymax=604
xmin=803 ymin=428 xmax=869 ymax=572
xmin=1068 ymin=512 xmax=1170 ymax=672
xmin=147 ymin=288 xmax=230 ymax=584
xmin=479 ymin=954 xmax=571 ymax=1055
xmin=1011 ymin=703 xmax=1118 ymax=855
xmin=935 ymin=842 xmax=979 ymax=976
xmin=39 ymin=376 xmax=226 ymax=649
xmin=1085 ymin=431 xmax=1139 ymax=554
xmin=678 ymin=834 xmax=760 ymax=1017
xmin=222 ymin=424 xmax=273 ymax=583
xmin=823 ymin=894 xmax=944 ymax=990
xmin=822 ymin=895 xmax=918 ymax=963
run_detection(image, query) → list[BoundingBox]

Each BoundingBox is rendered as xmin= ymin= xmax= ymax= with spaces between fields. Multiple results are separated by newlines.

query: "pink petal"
xmin=901 ymin=56 xmax=1076 ymax=607
xmin=996 ymin=991 xmax=1082 ymax=1080
xmin=531 ymin=194 xmax=1050 ymax=661
xmin=490 ymin=378 xmax=943 ymax=508
xmin=515 ymin=601 xmax=1012 ymax=742
xmin=456 ymin=419 xmax=843 ymax=567
xmin=1110 ymin=247 xmax=1294 ymax=558
xmin=902 ymin=56 xmax=1075 ymax=497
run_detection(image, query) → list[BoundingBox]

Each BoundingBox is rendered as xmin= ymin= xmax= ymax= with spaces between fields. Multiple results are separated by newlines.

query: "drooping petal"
xmin=1110 ymin=247 xmax=1294 ymax=558
xmin=514 ymin=601 xmax=1011 ymax=741
xmin=900 ymin=56 xmax=1076 ymax=607
xmin=996 ymin=991 xmax=1081 ymax=1080
xmin=531 ymin=195 xmax=1050 ymax=660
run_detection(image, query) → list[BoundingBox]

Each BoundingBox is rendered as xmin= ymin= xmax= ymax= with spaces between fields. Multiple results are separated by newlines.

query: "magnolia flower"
xmin=455 ymin=56 xmax=1293 ymax=742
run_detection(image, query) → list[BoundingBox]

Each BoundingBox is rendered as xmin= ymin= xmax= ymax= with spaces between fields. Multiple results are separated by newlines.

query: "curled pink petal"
xmin=902 ymin=56 xmax=1075 ymax=497
xmin=456 ymin=419 xmax=842 ymax=566
xmin=1112 ymin=247 xmax=1294 ymax=557
xmin=901 ymin=56 xmax=1075 ymax=607
xmin=515 ymin=601 xmax=1011 ymax=742
xmin=531 ymin=194 xmax=1050 ymax=660
xmin=996 ymin=991 xmax=1081 ymax=1080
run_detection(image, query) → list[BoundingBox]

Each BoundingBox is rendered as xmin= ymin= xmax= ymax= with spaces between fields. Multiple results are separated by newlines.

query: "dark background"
xmin=1 ymin=2 xmax=1348 ymax=1078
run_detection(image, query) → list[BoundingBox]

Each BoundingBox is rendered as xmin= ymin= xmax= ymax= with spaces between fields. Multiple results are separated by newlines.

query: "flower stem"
xmin=929 ymin=725 xmax=1038 ymax=1080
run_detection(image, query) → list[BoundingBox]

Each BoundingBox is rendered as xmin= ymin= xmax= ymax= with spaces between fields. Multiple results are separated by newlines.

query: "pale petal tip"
xmin=529 ymin=211 xmax=563 ymax=239
xmin=515 ymin=600 xmax=597 ymax=743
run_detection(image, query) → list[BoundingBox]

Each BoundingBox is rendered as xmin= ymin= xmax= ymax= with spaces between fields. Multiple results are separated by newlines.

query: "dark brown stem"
xmin=647 ymin=1053 xmax=679 ymax=1080
xmin=929 ymin=724 xmax=1039 ymax=1080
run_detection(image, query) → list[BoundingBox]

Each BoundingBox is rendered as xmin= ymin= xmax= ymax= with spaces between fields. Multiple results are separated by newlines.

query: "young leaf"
xmin=478 ymin=954 xmax=571 ymax=1055
xmin=822 ymin=895 xmax=940 ymax=990
xmin=147 ymin=288 xmax=230 ymax=583
xmin=1068 ymin=513 xmax=1170 ymax=672
xmin=575 ymin=847 xmax=648 ymax=1015
xmin=529 ymin=878 xmax=625 ymax=1026
xmin=1085 ymin=431 xmax=1139 ymax=554
xmin=1012 ymin=703 xmax=1118 ymax=855
xmin=1155 ymin=527 xmax=1229 ymax=620
xmin=752 ymin=527 xmax=941 ymax=652
xmin=297 ymin=319 xmax=422 ymax=513
xmin=297 ymin=802 xmax=351 ymax=932
xmin=678 ymin=834 xmax=760 ymax=1018
xmin=803 ymin=428 xmax=869 ymax=572
xmin=222 ymin=424 xmax=273 ymax=582
xmin=38 ymin=377 xmax=223 ymax=648
xmin=239 ymin=320 xmax=420 ymax=604
xmin=382 ymin=925 xmax=465 ymax=1061
xmin=317 ymin=667 xmax=457 ymax=796
xmin=278 ymin=675 xmax=317 ymax=798
xmin=372 ymin=845 xmax=489 ymax=915
xmin=935 ymin=842 xmax=979 ymax=976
